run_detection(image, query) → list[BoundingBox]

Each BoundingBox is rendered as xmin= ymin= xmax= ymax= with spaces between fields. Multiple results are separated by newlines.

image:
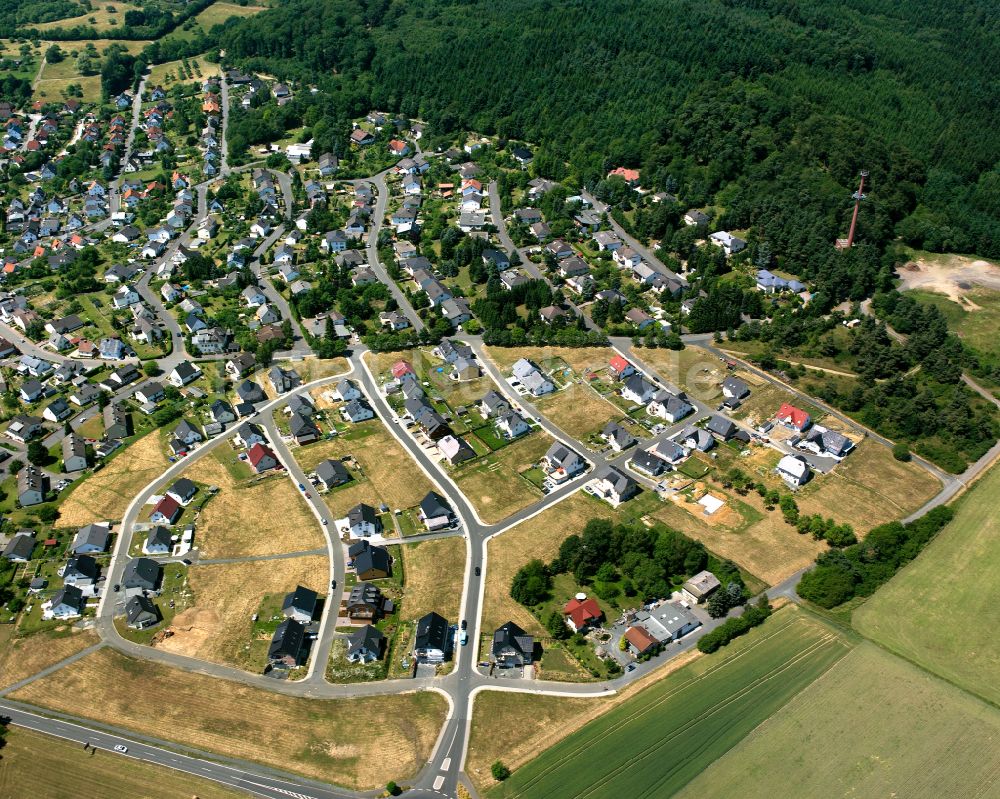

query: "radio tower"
xmin=835 ymin=169 xmax=869 ymax=250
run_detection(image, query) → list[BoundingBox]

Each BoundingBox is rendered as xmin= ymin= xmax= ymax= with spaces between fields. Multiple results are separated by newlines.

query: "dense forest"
xmin=209 ymin=0 xmax=1000 ymax=264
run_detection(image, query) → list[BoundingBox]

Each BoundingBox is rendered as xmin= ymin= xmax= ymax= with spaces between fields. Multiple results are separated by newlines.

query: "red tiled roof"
xmin=564 ymin=597 xmax=603 ymax=629
xmin=247 ymin=442 xmax=275 ymax=467
xmin=391 ymin=361 xmax=414 ymax=378
xmin=151 ymin=495 xmax=180 ymax=521
xmin=776 ymin=403 xmax=810 ymax=430
xmin=625 ymin=625 xmax=658 ymax=652
xmin=609 ymin=355 xmax=631 ymax=374
xmin=608 ymin=167 xmax=640 ymax=182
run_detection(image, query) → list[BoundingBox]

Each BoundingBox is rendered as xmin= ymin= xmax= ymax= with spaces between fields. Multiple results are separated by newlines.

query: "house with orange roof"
xmin=607 ymin=167 xmax=640 ymax=186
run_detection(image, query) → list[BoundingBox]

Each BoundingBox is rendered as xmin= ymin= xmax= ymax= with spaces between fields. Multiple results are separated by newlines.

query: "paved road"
xmin=357 ymin=172 xmax=425 ymax=332
xmin=0 ymin=701 xmax=357 ymax=799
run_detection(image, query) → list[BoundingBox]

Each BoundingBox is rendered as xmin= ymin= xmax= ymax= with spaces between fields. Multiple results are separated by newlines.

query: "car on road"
xmin=331 ymin=579 xmax=337 ymax=589
xmin=626 ymin=663 xmax=636 ymax=672
xmin=321 ymin=518 xmax=328 ymax=525
xmin=461 ymin=619 xmax=467 ymax=630
xmin=459 ymin=631 xmax=468 ymax=646
xmin=113 ymin=744 xmax=128 ymax=753
xmin=298 ymin=483 xmax=305 ymax=491
xmin=474 ymin=566 xmax=481 ymax=576
xmin=112 ymin=584 xmax=120 ymax=592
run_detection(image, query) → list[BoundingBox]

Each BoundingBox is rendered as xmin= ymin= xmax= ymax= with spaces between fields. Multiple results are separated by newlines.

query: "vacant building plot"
xmin=486 ymin=608 xmax=851 ymax=798
xmin=0 ymin=628 xmax=99 ymax=690
xmin=482 ymin=492 xmax=611 ymax=634
xmin=652 ymin=484 xmax=823 ymax=586
xmin=401 ymin=537 xmax=466 ymax=621
xmin=482 ymin=346 xmax=616 ymax=377
xmin=11 ymin=647 xmax=447 ymax=790
xmin=59 ymin=430 xmax=170 ymax=527
xmin=186 ymin=455 xmax=322 ymax=558
xmin=796 ymin=439 xmax=941 ymax=531
xmin=0 ymin=726 xmax=248 ymax=799
xmin=853 ymin=464 xmax=1000 ymax=706
xmin=294 ymin=419 xmax=434 ymax=510
xmin=534 ymin=382 xmax=620 ymax=440
xmin=633 ymin=346 xmax=724 ymax=399
xmin=157 ymin=555 xmax=327 ymax=671
xmin=677 ymin=643 xmax=1000 ymax=799
xmin=454 ymin=432 xmax=552 ymax=524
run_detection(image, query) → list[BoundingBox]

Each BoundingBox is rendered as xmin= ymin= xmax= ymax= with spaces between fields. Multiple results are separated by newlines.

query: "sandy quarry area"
xmin=897 ymin=255 xmax=1000 ymax=305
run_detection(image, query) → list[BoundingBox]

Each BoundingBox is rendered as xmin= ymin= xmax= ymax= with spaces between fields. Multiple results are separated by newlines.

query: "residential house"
xmin=126 ymin=595 xmax=160 ymax=629
xmin=71 ymin=524 xmax=110 ymax=555
xmin=3 ymin=532 xmax=35 ymax=563
xmin=315 ymin=459 xmax=351 ymax=490
xmin=419 ymin=491 xmax=453 ymax=531
xmin=492 ymin=621 xmax=534 ymax=667
xmin=282 ymin=585 xmax=318 ymax=623
xmin=438 ymin=435 xmax=476 ymax=466
xmin=122 ymin=557 xmax=161 ymax=592
xmin=347 ymin=625 xmax=384 ymax=664
xmin=349 ymin=540 xmax=392 ymax=580
xmin=705 ymin=415 xmax=737 ymax=441
xmin=709 ymin=231 xmax=747 ymax=256
xmin=173 ymin=420 xmax=202 ymax=445
xmin=601 ymin=421 xmax=635 ymax=452
xmin=247 ymin=443 xmax=278 ymax=473
xmin=414 ymin=611 xmax=450 ymax=663
xmin=621 ymin=375 xmax=657 ymax=405
xmin=268 ymin=619 xmax=305 ymax=667
xmin=235 ymin=423 xmax=266 ymax=449
xmin=563 ymin=597 xmax=603 ymax=632
xmin=496 ymin=411 xmax=530 ymax=440
xmin=681 ymin=571 xmax=721 ymax=605
xmin=45 ymin=586 xmax=84 ymax=620
xmin=60 ymin=556 xmax=100 ymax=590
xmin=6 ymin=414 xmax=43 ymax=443
xmin=542 ymin=443 xmax=585 ymax=483
xmin=776 ymin=454 xmax=811 ymax=487
xmin=608 ymin=355 xmax=635 ymax=380
xmin=289 ymin=412 xmax=320 ymax=445
xmin=775 ymin=403 xmax=811 ymax=432
xmin=628 ymin=448 xmax=668 ymax=477
xmin=62 ymin=434 xmax=88 ymax=472
xmin=143 ymin=526 xmax=172 ymax=555
xmin=167 ymin=478 xmax=198 ymax=505
xmin=345 ymin=582 xmax=386 ymax=620
xmin=333 ymin=379 xmax=361 ymax=402
xmin=479 ymin=390 xmax=510 ymax=419
xmin=799 ymin=426 xmax=854 ymax=459
xmin=168 ymin=362 xmax=202 ymax=387
xmin=149 ymin=495 xmax=181 ymax=525
xmin=18 ymin=466 xmax=48 ymax=506
xmin=590 ymin=466 xmax=639 ymax=506
xmin=342 ymin=503 xmax=381 ymax=538
xmin=341 ymin=399 xmax=374 ymax=423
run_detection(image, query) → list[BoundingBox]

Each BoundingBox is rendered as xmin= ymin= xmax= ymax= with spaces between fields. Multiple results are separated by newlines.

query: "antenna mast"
xmin=836 ymin=169 xmax=869 ymax=250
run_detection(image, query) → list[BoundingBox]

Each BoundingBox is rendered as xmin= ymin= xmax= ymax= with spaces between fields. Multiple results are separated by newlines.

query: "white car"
xmin=113 ymin=744 xmax=128 ymax=753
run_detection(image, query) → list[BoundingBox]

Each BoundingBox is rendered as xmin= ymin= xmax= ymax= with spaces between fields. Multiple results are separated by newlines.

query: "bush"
xmin=697 ymin=599 xmax=771 ymax=653
xmin=892 ymin=442 xmax=912 ymax=461
xmin=492 ymin=761 xmax=511 ymax=781
xmin=385 ymin=781 xmax=400 ymax=796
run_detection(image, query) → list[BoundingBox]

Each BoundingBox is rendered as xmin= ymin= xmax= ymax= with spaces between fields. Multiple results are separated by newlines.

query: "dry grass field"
xmin=294 ymin=419 xmax=434 ymax=510
xmin=677 ymin=643 xmax=1000 ymax=799
xmin=652 ymin=488 xmax=823 ymax=586
xmin=186 ymin=455 xmax=323 ymax=557
xmin=0 ymin=726 xmax=249 ymax=799
xmin=0 ymin=628 xmax=98 ymax=690
xmin=401 ymin=537 xmax=466 ymax=621
xmin=482 ymin=492 xmax=611 ymax=634
xmin=482 ymin=346 xmax=616 ymax=376
xmin=59 ymin=431 xmax=170 ymax=526
xmin=11 ymin=648 xmax=447 ymax=790
xmin=454 ymin=433 xmax=552 ymax=524
xmin=279 ymin=356 xmax=349 ymax=383
xmin=147 ymin=54 xmax=220 ymax=85
xmin=191 ymin=1 xmax=268 ymax=28
xmin=534 ymin=382 xmax=620 ymax=439
xmin=159 ymin=555 xmax=327 ymax=669
xmin=796 ymin=439 xmax=941 ymax=532
xmin=34 ymin=4 xmax=144 ymax=30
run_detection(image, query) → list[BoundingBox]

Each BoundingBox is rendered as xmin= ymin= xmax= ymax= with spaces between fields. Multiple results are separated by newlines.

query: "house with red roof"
xmin=388 ymin=139 xmax=410 ymax=156
xmin=608 ymin=355 xmax=634 ymax=381
xmin=624 ymin=625 xmax=659 ymax=655
xmin=391 ymin=360 xmax=414 ymax=380
xmin=149 ymin=495 xmax=181 ymax=524
xmin=563 ymin=596 xmax=604 ymax=632
xmin=247 ymin=442 xmax=278 ymax=473
xmin=775 ymin=403 xmax=811 ymax=432
xmin=607 ymin=167 xmax=640 ymax=186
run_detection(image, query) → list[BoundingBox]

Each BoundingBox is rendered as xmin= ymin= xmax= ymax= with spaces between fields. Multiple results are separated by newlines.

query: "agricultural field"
xmin=482 ymin=492 xmax=611 ymax=635
xmin=0 ymin=727 xmax=248 ymax=799
xmin=400 ymin=536 xmax=466 ymax=621
xmin=146 ymin=54 xmax=219 ymax=85
xmin=58 ymin=430 xmax=170 ymax=527
xmin=485 ymin=607 xmax=851 ymax=798
xmin=853 ymin=463 xmax=1000 ymax=706
xmin=157 ymin=555 xmax=327 ymax=671
xmin=181 ymin=452 xmax=323 ymax=558
xmin=10 ymin=647 xmax=447 ymax=790
xmin=454 ymin=432 xmax=552 ymax=524
xmin=533 ymin=382 xmax=619 ymax=440
xmin=294 ymin=418 xmax=434 ymax=511
xmin=677 ymin=643 xmax=1000 ymax=799
xmin=0 ymin=627 xmax=98 ymax=690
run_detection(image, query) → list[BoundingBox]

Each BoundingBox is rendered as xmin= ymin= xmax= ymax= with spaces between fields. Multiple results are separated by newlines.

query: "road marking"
xmin=440 ymin=757 xmax=451 ymax=771
xmin=433 ymin=776 xmax=445 ymax=790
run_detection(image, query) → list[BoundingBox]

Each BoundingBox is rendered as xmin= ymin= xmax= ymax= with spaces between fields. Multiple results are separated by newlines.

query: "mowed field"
xmin=677 ymin=643 xmax=1000 ymax=799
xmin=0 ymin=628 xmax=98 ymax=690
xmin=486 ymin=608 xmax=851 ymax=799
xmin=482 ymin=346 xmax=616 ymax=376
xmin=183 ymin=453 xmax=323 ymax=557
xmin=59 ymin=431 xmax=170 ymax=526
xmin=34 ymin=3 xmax=144 ymax=31
xmin=0 ymin=726 xmax=249 ymax=799
xmin=10 ymin=648 xmax=447 ymax=789
xmin=401 ymin=537 xmax=466 ymax=621
xmin=482 ymin=492 xmax=611 ymax=635
xmin=853 ymin=462 xmax=1000 ymax=705
xmin=454 ymin=431 xmax=551 ymax=524
xmin=159 ymin=555 xmax=327 ymax=669
xmin=294 ymin=419 xmax=434 ymax=510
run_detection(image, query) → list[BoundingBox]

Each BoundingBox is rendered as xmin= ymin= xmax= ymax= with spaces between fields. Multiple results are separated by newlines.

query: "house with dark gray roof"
xmin=72 ymin=524 xmax=110 ymax=555
xmin=345 ymin=582 xmax=386 ymax=620
xmin=268 ymin=618 xmax=305 ymax=667
xmin=590 ymin=467 xmax=638 ymax=506
xmin=282 ymin=585 xmax=318 ymax=623
xmin=347 ymin=625 xmax=384 ymax=663
xmin=315 ymin=459 xmax=351 ymax=490
xmin=125 ymin=595 xmax=159 ymax=629
xmin=601 ymin=421 xmax=635 ymax=452
xmin=342 ymin=503 xmax=381 ymax=538
xmin=419 ymin=491 xmax=452 ymax=530
xmin=123 ymin=557 xmax=161 ymax=591
xmin=3 ymin=532 xmax=35 ymax=562
xmin=349 ymin=540 xmax=392 ymax=580
xmin=492 ymin=621 xmax=534 ymax=667
xmin=143 ymin=526 xmax=172 ymax=555
xmin=706 ymin=415 xmax=737 ymax=441
xmin=414 ymin=611 xmax=450 ymax=663
xmin=628 ymin=449 xmax=668 ymax=478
